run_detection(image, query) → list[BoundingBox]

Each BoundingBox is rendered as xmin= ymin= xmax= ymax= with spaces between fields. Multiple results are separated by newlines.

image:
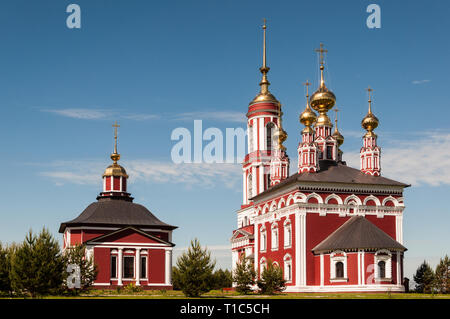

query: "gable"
xmin=87 ymin=227 xmax=173 ymax=246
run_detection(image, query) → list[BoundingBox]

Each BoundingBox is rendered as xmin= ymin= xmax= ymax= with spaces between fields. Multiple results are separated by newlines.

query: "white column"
xmin=165 ymin=249 xmax=172 ymax=285
xmin=361 ymin=251 xmax=365 ymax=285
xmin=295 ymin=211 xmax=301 ymax=287
xmin=259 ymin=165 xmax=264 ymax=193
xmin=396 ymin=251 xmax=401 ymax=285
xmin=118 ymin=248 xmax=123 ymax=286
xmin=320 ymin=253 xmax=324 ymax=286
xmin=135 ymin=248 xmax=141 ymax=286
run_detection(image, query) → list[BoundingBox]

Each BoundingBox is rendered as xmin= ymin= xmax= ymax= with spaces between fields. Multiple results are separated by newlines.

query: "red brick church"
xmin=59 ymin=124 xmax=177 ymax=289
xmin=231 ymin=23 xmax=409 ymax=293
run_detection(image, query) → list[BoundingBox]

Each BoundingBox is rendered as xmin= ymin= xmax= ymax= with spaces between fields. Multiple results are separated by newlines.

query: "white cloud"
xmin=39 ymin=160 xmax=241 ymax=189
xmin=42 ymin=108 xmax=112 ymax=120
xmin=344 ymin=131 xmax=450 ymax=187
xmin=174 ymin=111 xmax=247 ymax=123
xmin=42 ymin=108 xmax=159 ymax=121
xmin=412 ymin=79 xmax=431 ymax=85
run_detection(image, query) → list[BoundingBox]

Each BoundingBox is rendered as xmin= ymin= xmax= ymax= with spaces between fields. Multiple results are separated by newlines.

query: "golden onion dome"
xmin=103 ymin=162 xmax=129 ymax=178
xmin=310 ymin=86 xmax=336 ymax=114
xmin=274 ymin=127 xmax=288 ymax=148
xmin=332 ymin=129 xmax=344 ymax=146
xmin=300 ymin=104 xmax=317 ymax=127
xmin=361 ymin=112 xmax=379 ymax=132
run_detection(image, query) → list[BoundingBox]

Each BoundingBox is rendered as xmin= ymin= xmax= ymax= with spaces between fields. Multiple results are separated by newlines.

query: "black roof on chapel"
xmin=59 ymin=197 xmax=177 ymax=233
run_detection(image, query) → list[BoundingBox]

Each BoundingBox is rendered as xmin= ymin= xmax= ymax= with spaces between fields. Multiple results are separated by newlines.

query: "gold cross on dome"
xmin=112 ymin=121 xmax=120 ymax=153
xmin=303 ymin=80 xmax=311 ymax=97
xmin=315 ymin=43 xmax=328 ymax=66
xmin=366 ymin=86 xmax=373 ymax=101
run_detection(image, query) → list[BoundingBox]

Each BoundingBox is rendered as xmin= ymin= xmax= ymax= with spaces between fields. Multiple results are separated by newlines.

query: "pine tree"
xmin=257 ymin=260 xmax=286 ymax=295
xmin=233 ymin=254 xmax=256 ymax=294
xmin=64 ymin=244 xmax=98 ymax=293
xmin=0 ymin=243 xmax=12 ymax=294
xmin=175 ymin=238 xmax=216 ymax=297
xmin=210 ymin=269 xmax=233 ymax=290
xmin=434 ymin=255 xmax=450 ymax=294
xmin=10 ymin=228 xmax=65 ymax=297
xmin=413 ymin=260 xmax=435 ymax=293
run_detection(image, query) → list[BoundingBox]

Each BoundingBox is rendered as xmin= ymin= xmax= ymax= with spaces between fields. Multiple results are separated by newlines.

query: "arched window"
xmin=284 ymin=221 xmax=292 ymax=248
xmin=284 ymin=254 xmax=292 ymax=282
xmin=271 ymin=224 xmax=278 ymax=250
xmin=335 ymin=262 xmax=344 ymax=278
xmin=247 ymin=173 xmax=253 ymax=199
xmin=378 ymin=261 xmax=386 ymax=278
xmin=260 ymin=227 xmax=266 ymax=251
xmin=266 ymin=123 xmax=275 ymax=151
xmin=375 ymin=249 xmax=392 ymax=280
xmin=330 ymin=251 xmax=347 ymax=281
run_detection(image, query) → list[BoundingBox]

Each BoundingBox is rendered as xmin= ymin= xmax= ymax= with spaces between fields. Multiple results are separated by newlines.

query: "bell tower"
xmin=360 ymin=87 xmax=381 ymax=176
xmin=243 ymin=20 xmax=285 ymax=205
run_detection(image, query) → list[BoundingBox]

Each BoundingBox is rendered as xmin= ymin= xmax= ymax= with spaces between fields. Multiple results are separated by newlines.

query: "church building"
xmin=59 ymin=123 xmax=177 ymax=289
xmin=231 ymin=22 xmax=409 ymax=293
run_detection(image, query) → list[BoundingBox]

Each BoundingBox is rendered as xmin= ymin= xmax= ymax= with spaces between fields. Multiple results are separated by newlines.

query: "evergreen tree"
xmin=64 ymin=244 xmax=98 ymax=293
xmin=0 ymin=243 xmax=12 ymax=294
xmin=210 ymin=269 xmax=233 ymax=290
xmin=413 ymin=260 xmax=435 ymax=293
xmin=434 ymin=255 xmax=450 ymax=294
xmin=257 ymin=260 xmax=286 ymax=295
xmin=10 ymin=228 xmax=65 ymax=297
xmin=171 ymin=266 xmax=182 ymax=290
xmin=233 ymin=254 xmax=256 ymax=295
xmin=175 ymin=238 xmax=216 ymax=297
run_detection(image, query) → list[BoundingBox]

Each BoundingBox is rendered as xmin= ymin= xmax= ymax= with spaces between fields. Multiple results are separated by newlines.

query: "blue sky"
xmin=0 ymin=0 xmax=449 ymax=281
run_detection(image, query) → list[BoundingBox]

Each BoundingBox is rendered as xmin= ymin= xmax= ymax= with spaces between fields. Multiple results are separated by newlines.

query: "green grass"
xmin=3 ymin=290 xmax=449 ymax=299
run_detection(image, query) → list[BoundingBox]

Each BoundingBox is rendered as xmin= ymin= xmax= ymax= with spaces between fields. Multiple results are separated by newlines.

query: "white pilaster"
xmin=135 ymin=248 xmax=141 ymax=286
xmin=295 ymin=211 xmax=301 ymax=287
xmin=118 ymin=248 xmax=123 ymax=286
xmin=320 ymin=253 xmax=324 ymax=286
xmin=165 ymin=249 xmax=172 ymax=285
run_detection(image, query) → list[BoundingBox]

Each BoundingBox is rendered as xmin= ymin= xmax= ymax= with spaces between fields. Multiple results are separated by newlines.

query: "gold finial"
xmin=262 ymin=18 xmax=267 ymax=69
xmin=111 ymin=121 xmax=121 ymax=163
xmin=304 ymin=80 xmax=311 ymax=98
xmin=315 ymin=43 xmax=328 ymax=88
xmin=362 ymin=86 xmax=379 ymax=136
xmin=366 ymin=86 xmax=373 ymax=113
xmin=300 ymin=80 xmax=317 ymax=131
xmin=250 ymin=19 xmax=279 ymax=105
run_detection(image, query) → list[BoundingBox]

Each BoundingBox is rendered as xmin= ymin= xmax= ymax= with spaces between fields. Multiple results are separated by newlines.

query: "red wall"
xmin=94 ymin=247 xmax=111 ymax=283
xmin=306 ymin=213 xmax=350 ymax=285
xmin=148 ymin=249 xmax=165 ymax=284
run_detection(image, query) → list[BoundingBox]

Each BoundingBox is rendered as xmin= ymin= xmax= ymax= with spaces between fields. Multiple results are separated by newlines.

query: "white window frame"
xmin=271 ymin=223 xmax=278 ymax=251
xmin=140 ymin=255 xmax=148 ymax=279
xmin=374 ymin=249 xmax=392 ymax=281
xmin=284 ymin=254 xmax=292 ymax=283
xmin=260 ymin=226 xmax=266 ymax=252
xmin=330 ymin=251 xmax=348 ymax=282
xmin=110 ymin=254 xmax=118 ymax=279
xmin=283 ymin=220 xmax=292 ymax=248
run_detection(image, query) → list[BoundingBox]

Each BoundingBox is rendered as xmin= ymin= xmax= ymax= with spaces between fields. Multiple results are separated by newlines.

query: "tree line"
xmin=0 ymin=228 xmax=97 ymax=297
xmin=413 ymin=256 xmax=450 ymax=294
xmin=172 ymin=238 xmax=285 ymax=297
